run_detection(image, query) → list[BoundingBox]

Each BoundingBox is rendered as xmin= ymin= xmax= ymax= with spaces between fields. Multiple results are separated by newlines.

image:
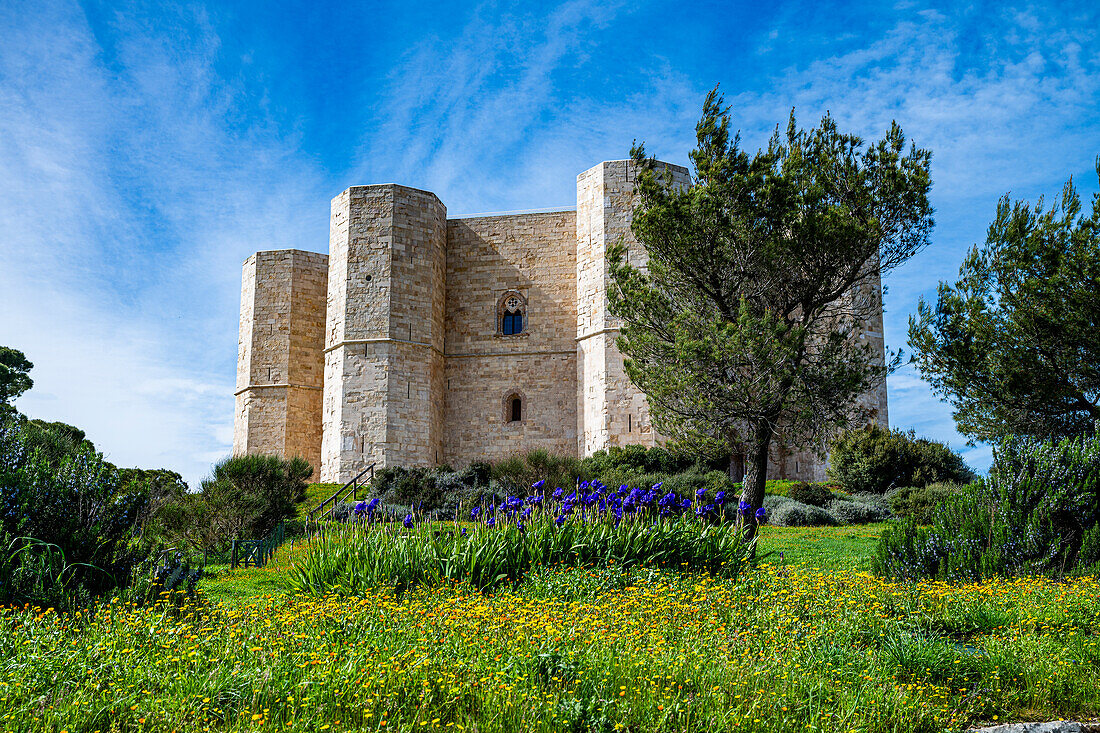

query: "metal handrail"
xmin=307 ymin=464 xmax=376 ymax=521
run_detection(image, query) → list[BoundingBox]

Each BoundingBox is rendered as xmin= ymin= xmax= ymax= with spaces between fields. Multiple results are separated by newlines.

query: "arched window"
xmin=503 ymin=390 xmax=525 ymax=424
xmin=497 ymin=291 xmax=527 ymax=336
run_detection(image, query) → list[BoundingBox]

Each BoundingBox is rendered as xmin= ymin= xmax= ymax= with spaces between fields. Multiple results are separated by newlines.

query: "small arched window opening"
xmin=497 ymin=291 xmax=527 ymax=336
xmin=503 ymin=390 xmax=525 ymax=424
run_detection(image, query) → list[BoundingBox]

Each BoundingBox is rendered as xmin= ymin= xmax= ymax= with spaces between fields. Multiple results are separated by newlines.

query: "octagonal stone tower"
xmin=319 ymin=185 xmax=447 ymax=483
xmin=576 ymin=159 xmax=691 ymax=456
xmin=233 ymin=249 xmax=328 ymax=478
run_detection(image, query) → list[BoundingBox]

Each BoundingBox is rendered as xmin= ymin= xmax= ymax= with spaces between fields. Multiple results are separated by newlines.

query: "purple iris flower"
xmin=555 ymin=515 xmax=566 ymax=526
xmin=403 ymin=514 xmax=414 ymax=529
xmin=354 ymin=501 xmax=367 ymax=516
xmin=652 ymin=482 xmax=664 ymax=491
xmin=695 ymin=487 xmax=707 ymax=498
xmin=553 ymin=488 xmax=564 ymax=499
xmin=532 ymin=479 xmax=546 ymax=490
xmin=755 ymin=507 xmax=767 ymax=523
xmin=461 ymin=528 xmax=467 ymax=536
xmin=738 ymin=500 xmax=751 ymax=515
xmin=680 ymin=498 xmax=692 ymax=510
xmin=516 ymin=521 xmax=526 ymax=533
xmin=471 ymin=506 xmax=482 ymax=520
xmin=486 ymin=516 xmax=496 ymax=527
xmin=715 ymin=491 xmax=726 ymax=505
xmin=580 ymin=481 xmax=590 ymax=490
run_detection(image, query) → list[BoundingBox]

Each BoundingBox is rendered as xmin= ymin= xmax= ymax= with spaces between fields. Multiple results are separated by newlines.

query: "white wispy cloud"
xmin=0 ymin=1 xmax=327 ymax=487
xmin=719 ymin=6 xmax=1100 ymax=471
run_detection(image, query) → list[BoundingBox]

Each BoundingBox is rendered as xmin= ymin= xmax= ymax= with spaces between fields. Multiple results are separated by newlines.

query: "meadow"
xmin=2 ymin=523 xmax=1099 ymax=732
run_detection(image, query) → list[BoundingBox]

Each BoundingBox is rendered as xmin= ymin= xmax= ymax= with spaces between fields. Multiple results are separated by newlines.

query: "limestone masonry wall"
xmin=233 ymin=158 xmax=891 ymax=484
xmin=320 ymin=185 xmax=446 ymax=483
xmin=233 ymin=250 xmax=328 ymax=479
xmin=576 ymin=160 xmax=692 ymax=456
xmin=443 ymin=212 xmax=578 ymax=464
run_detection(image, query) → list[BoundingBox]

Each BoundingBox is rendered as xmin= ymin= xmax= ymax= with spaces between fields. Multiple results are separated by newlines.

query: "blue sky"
xmin=1 ymin=0 xmax=1097 ymax=487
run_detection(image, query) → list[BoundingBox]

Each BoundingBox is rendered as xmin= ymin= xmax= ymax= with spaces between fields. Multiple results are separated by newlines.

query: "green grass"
xmin=298 ymin=482 xmax=342 ymax=518
xmin=760 ymin=523 xmax=886 ymax=572
xmin=200 ymin=523 xmax=883 ymax=607
xmin=5 ymin=523 xmax=1097 ymax=732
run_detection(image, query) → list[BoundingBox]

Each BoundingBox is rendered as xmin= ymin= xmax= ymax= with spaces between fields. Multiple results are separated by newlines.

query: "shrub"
xmin=873 ymin=432 xmax=1100 ymax=580
xmin=490 ymin=450 xmax=585 ymax=494
xmin=0 ymin=419 xmax=148 ymax=608
xmin=196 ymin=454 xmax=313 ymax=544
xmin=888 ymin=483 xmax=966 ymax=524
xmin=848 ymin=492 xmax=892 ymax=516
xmin=763 ymin=495 xmax=839 ymax=527
xmin=828 ymin=425 xmax=976 ymax=493
xmin=580 ymin=444 xmax=728 ymax=481
xmin=787 ymin=482 xmax=834 ymax=507
xmin=826 ymin=498 xmax=889 ymax=524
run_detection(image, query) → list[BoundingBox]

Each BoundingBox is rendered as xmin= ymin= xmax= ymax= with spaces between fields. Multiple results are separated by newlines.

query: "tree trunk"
xmin=738 ymin=420 xmax=775 ymax=551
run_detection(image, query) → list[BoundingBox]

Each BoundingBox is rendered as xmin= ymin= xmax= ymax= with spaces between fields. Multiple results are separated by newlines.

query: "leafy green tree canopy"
xmin=0 ymin=346 xmax=33 ymax=410
xmin=827 ymin=424 xmax=975 ymax=494
xmin=909 ymin=161 xmax=1100 ymax=442
xmin=609 ymin=89 xmax=934 ymax=532
xmin=198 ymin=454 xmax=312 ymax=543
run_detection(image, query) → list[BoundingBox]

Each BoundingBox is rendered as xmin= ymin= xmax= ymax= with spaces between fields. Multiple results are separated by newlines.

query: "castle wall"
xmin=232 ymin=249 xmax=328 ymax=478
xmin=442 ymin=212 xmax=578 ymax=464
xmin=320 ymin=185 xmax=446 ymax=482
xmin=234 ymin=158 xmax=892 ymax=486
xmin=575 ymin=160 xmax=691 ymax=456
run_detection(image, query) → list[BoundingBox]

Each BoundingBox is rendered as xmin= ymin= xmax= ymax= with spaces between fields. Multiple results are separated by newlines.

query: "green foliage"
xmin=368 ymin=463 xmax=496 ymax=518
xmin=825 ymin=497 xmax=891 ymax=525
xmin=289 ymin=518 xmax=753 ymax=595
xmin=490 ymin=449 xmax=585 ymax=493
xmin=786 ymin=481 xmax=834 ymax=507
xmin=119 ymin=549 xmax=204 ymax=609
xmin=763 ymin=496 xmax=840 ymax=527
xmin=608 ymin=88 xmax=933 ymax=524
xmin=0 ymin=346 xmax=33 ymax=410
xmin=828 ymin=425 xmax=976 ymax=494
xmin=0 ymin=419 xmax=147 ymax=608
xmin=909 ymin=161 xmax=1100 ymax=442
xmin=582 ymin=444 xmax=712 ymax=477
xmin=16 ymin=418 xmax=96 ymax=469
xmin=888 ymin=483 xmax=966 ymax=524
xmin=873 ymin=432 xmax=1100 ymax=580
xmin=191 ymin=454 xmax=312 ymax=545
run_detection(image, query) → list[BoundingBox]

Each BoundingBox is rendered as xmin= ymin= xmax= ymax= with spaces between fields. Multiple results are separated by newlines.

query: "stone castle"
xmin=233 ymin=159 xmax=889 ymax=484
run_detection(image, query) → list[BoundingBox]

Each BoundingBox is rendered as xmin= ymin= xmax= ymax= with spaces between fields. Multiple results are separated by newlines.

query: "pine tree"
xmin=609 ymin=90 xmax=933 ymax=539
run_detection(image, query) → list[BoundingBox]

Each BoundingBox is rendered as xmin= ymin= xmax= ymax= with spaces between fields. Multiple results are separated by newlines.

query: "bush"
xmin=0 ymin=419 xmax=148 ymax=608
xmin=580 ymin=444 xmax=729 ymax=482
xmin=828 ymin=425 xmax=976 ymax=493
xmin=873 ymin=432 xmax=1100 ymax=581
xmin=368 ymin=463 xmax=497 ymax=519
xmin=826 ymin=498 xmax=890 ymax=524
xmin=490 ymin=450 xmax=585 ymax=494
xmin=888 ymin=483 xmax=966 ymax=524
xmin=787 ymin=482 xmax=834 ymax=507
xmin=763 ymin=495 xmax=839 ymax=527
xmin=195 ymin=454 xmax=313 ymax=544
xmin=848 ymin=492 xmax=892 ymax=516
